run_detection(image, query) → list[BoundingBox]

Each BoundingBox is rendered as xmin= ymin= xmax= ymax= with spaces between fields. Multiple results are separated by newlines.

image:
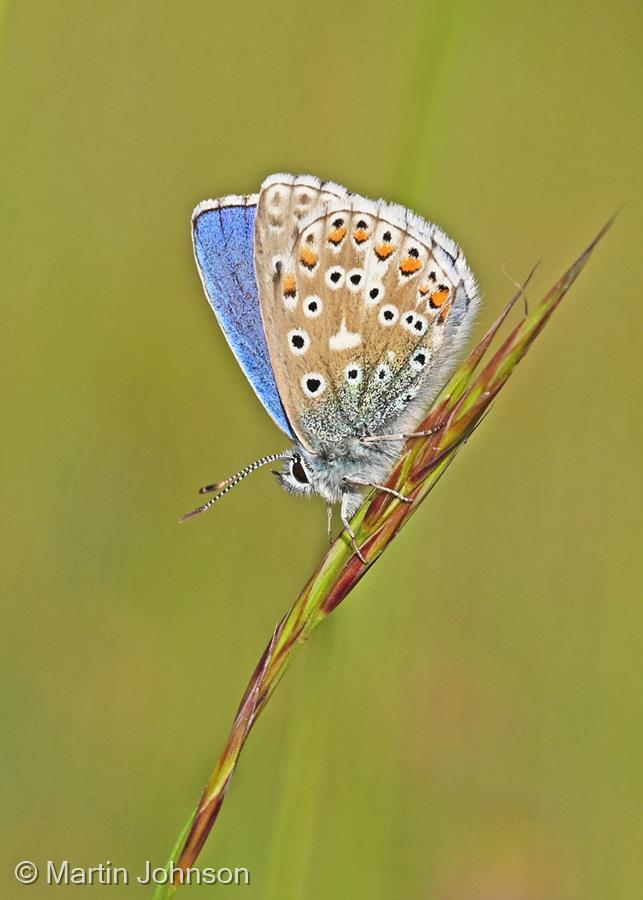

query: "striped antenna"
xmin=180 ymin=451 xmax=290 ymax=523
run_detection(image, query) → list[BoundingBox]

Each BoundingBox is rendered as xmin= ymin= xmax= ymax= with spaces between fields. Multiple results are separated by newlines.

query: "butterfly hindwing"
xmin=254 ymin=176 xmax=480 ymax=450
xmin=192 ymin=194 xmax=293 ymax=437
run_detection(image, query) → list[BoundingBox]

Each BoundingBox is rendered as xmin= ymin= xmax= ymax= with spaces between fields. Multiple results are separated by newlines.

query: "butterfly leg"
xmin=360 ymin=422 xmax=444 ymax=444
xmin=343 ymin=477 xmax=413 ymax=504
xmin=340 ymin=492 xmax=366 ymax=564
xmin=326 ymin=503 xmax=334 ymax=545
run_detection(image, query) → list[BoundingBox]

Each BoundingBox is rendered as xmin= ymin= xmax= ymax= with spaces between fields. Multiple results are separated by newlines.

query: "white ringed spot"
xmin=344 ymin=363 xmax=363 ymax=385
xmin=325 ymin=266 xmax=346 ymax=289
xmin=374 ymin=363 xmax=392 ymax=383
xmin=287 ymin=328 xmax=310 ymax=356
xmin=301 ymin=372 xmax=326 ymax=398
xmin=412 ymin=314 xmax=428 ymax=336
xmin=402 ymin=311 xmax=428 ymax=336
xmin=346 ymin=268 xmax=365 ymax=293
xmin=410 ymin=347 xmax=432 ymax=372
xmin=378 ymin=304 xmax=399 ymax=326
xmin=303 ymin=295 xmax=323 ymax=318
xmin=403 ymin=383 xmax=421 ymax=403
xmin=365 ymin=283 xmax=385 ymax=306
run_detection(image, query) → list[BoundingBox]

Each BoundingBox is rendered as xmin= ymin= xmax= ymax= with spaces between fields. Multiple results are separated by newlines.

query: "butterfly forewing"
xmin=254 ymin=175 xmax=479 ymax=451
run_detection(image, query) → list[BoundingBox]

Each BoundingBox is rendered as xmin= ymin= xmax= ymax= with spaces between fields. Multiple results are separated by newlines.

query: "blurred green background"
xmin=2 ymin=1 xmax=641 ymax=897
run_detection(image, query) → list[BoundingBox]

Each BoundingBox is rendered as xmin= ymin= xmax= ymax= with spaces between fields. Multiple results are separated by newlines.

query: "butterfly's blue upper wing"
xmin=192 ymin=196 xmax=294 ymax=438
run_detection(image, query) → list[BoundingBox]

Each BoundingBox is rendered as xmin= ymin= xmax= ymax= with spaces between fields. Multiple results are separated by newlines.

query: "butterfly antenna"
xmin=199 ymin=478 xmax=231 ymax=494
xmin=180 ymin=452 xmax=290 ymax=523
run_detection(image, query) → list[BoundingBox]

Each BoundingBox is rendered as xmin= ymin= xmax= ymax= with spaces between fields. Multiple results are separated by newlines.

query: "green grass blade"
xmin=153 ymin=221 xmax=612 ymax=897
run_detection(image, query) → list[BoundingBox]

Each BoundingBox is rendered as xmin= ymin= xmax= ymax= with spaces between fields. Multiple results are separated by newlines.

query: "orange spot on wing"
xmin=438 ymin=302 xmax=451 ymax=324
xmin=328 ymin=225 xmax=347 ymax=245
xmin=283 ymin=273 xmax=297 ymax=297
xmin=419 ymin=282 xmax=431 ymax=295
xmin=354 ymin=228 xmax=369 ymax=244
xmin=400 ymin=256 xmax=422 ymax=275
xmin=374 ymin=242 xmax=395 ymax=261
xmin=429 ymin=288 xmax=449 ymax=308
xmin=299 ymin=248 xmax=318 ymax=269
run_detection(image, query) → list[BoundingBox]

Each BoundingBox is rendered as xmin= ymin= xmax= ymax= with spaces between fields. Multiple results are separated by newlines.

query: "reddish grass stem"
xmin=153 ymin=220 xmax=612 ymax=898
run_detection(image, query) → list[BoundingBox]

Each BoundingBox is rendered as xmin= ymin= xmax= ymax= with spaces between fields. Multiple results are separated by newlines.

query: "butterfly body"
xmin=277 ymin=434 xmax=403 ymax=513
xmin=188 ymin=174 xmax=480 ymax=544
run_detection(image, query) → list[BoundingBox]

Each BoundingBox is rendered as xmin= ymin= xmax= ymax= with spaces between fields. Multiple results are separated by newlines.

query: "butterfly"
xmin=182 ymin=174 xmax=480 ymax=560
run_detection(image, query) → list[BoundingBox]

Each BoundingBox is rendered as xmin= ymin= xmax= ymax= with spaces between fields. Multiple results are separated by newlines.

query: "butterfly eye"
xmin=290 ymin=455 xmax=310 ymax=485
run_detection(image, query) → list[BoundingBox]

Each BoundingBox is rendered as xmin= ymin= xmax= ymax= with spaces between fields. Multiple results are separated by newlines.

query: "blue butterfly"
xmin=183 ymin=174 xmax=480 ymax=559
